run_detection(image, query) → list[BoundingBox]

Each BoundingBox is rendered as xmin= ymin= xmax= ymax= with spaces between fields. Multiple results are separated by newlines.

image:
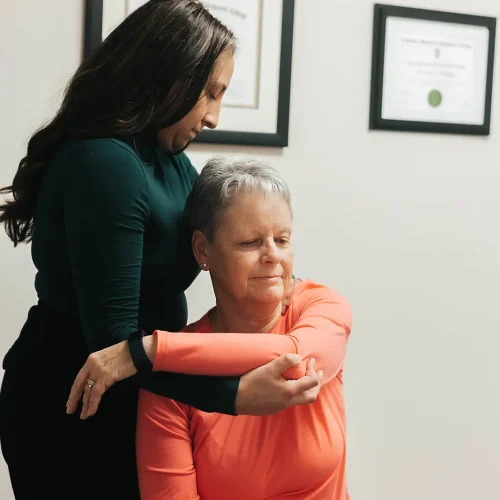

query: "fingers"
xmin=287 ymin=358 xmax=323 ymax=407
xmin=65 ymin=361 xmax=102 ymax=420
xmin=86 ymin=380 xmax=107 ymax=418
xmin=305 ymin=357 xmax=317 ymax=377
xmin=287 ymin=373 xmax=319 ymax=395
xmin=270 ymin=353 xmax=302 ymax=374
xmin=81 ymin=382 xmax=92 ymax=420
xmin=293 ymin=373 xmax=323 ymax=406
xmin=236 ymin=356 xmax=322 ymax=416
xmin=66 ymin=349 xmax=117 ymax=419
xmin=73 ymin=376 xmax=104 ymax=420
xmin=66 ymin=366 xmax=90 ymax=415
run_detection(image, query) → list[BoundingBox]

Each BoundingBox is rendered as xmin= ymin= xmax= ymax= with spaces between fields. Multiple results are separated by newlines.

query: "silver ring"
xmin=86 ymin=379 xmax=96 ymax=390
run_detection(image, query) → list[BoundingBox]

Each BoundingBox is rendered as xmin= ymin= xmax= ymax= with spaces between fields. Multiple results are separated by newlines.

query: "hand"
xmin=66 ymin=340 xmax=138 ymax=419
xmin=235 ymin=354 xmax=324 ymax=416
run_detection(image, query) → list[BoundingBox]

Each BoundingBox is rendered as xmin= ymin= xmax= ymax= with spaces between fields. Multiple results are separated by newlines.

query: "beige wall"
xmin=1 ymin=1 xmax=500 ymax=499
xmin=0 ymin=2 xmax=84 ymax=498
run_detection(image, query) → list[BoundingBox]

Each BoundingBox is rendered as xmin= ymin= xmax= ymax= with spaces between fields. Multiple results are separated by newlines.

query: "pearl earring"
xmin=200 ymin=263 xmax=207 ymax=270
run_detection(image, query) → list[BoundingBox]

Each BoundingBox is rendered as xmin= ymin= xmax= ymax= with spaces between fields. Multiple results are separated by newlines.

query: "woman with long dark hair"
xmin=0 ymin=1 xmax=321 ymax=499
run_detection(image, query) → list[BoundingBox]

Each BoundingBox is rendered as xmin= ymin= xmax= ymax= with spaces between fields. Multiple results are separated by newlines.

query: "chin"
xmin=171 ymin=141 xmax=189 ymax=153
xmin=252 ymin=284 xmax=285 ymax=304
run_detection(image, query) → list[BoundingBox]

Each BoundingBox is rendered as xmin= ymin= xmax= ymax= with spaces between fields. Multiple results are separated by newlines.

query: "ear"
xmin=192 ymin=230 xmax=210 ymax=269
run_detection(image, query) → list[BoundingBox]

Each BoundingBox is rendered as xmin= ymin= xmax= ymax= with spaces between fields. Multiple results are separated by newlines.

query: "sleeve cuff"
xmin=152 ymin=330 xmax=170 ymax=372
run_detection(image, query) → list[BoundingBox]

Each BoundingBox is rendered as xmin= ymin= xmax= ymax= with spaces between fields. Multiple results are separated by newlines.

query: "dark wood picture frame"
xmin=369 ymin=4 xmax=496 ymax=135
xmin=83 ymin=0 xmax=295 ymax=147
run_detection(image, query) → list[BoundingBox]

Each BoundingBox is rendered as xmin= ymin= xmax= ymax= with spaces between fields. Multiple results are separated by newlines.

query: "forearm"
xmin=152 ymin=330 xmax=303 ymax=377
xmin=143 ymin=334 xmax=158 ymax=363
xmin=135 ymin=369 xmax=239 ymax=415
xmin=150 ymin=329 xmax=343 ymax=382
xmin=139 ymin=336 xmax=238 ymax=413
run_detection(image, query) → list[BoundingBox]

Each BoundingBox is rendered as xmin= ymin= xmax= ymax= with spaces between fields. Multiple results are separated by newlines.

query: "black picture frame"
xmin=369 ymin=4 xmax=497 ymax=135
xmin=83 ymin=0 xmax=295 ymax=148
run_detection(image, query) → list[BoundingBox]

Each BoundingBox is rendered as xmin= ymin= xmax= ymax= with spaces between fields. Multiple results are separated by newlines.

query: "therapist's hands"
xmin=66 ymin=336 xmax=157 ymax=419
xmin=65 ymin=299 xmax=321 ymax=420
xmin=235 ymin=355 xmax=323 ymax=416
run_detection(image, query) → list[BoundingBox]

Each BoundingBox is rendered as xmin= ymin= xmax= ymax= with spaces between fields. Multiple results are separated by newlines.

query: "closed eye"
xmin=207 ymin=83 xmax=227 ymax=102
xmin=275 ymin=238 xmax=290 ymax=245
xmin=240 ymin=239 xmax=259 ymax=246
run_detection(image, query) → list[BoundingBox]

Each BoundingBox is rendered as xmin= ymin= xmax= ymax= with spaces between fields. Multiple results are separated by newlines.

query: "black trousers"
xmin=0 ymin=304 xmax=141 ymax=500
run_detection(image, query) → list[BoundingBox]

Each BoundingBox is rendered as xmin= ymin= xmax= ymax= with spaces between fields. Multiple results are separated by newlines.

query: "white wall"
xmin=188 ymin=1 xmax=500 ymax=499
xmin=1 ymin=1 xmax=499 ymax=499
xmin=0 ymin=2 xmax=84 ymax=499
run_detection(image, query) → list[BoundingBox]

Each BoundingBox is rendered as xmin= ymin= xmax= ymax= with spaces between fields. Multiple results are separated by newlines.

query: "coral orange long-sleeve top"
xmin=136 ymin=280 xmax=352 ymax=499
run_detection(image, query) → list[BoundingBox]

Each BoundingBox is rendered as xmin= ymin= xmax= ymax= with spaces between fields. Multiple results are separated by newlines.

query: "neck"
xmin=210 ymin=294 xmax=282 ymax=334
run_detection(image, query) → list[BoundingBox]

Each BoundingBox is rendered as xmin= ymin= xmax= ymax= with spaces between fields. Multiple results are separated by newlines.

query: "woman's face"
xmin=157 ymin=52 xmax=234 ymax=151
xmin=202 ymin=192 xmax=294 ymax=306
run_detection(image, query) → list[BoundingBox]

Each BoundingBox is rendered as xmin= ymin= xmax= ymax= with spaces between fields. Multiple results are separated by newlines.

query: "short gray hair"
xmin=184 ymin=156 xmax=292 ymax=241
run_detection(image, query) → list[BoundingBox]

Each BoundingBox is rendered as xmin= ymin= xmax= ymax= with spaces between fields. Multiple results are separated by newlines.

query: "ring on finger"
xmin=86 ymin=379 xmax=96 ymax=390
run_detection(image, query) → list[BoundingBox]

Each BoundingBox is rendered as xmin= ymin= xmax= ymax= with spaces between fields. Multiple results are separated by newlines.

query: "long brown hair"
xmin=0 ymin=0 xmax=235 ymax=246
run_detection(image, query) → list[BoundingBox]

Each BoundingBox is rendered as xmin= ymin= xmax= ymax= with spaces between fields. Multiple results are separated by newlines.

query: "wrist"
xmin=234 ymin=373 xmax=247 ymax=415
xmin=142 ymin=335 xmax=157 ymax=364
xmin=128 ymin=329 xmax=154 ymax=373
xmin=121 ymin=340 xmax=138 ymax=376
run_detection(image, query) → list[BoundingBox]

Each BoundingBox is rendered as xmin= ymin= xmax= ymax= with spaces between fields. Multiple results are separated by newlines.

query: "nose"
xmin=203 ymin=100 xmax=221 ymax=130
xmin=260 ymin=240 xmax=282 ymax=264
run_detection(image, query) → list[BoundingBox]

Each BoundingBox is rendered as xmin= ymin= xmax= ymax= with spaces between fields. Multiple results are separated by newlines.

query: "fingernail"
xmin=318 ymin=370 xmax=324 ymax=378
xmin=286 ymin=353 xmax=301 ymax=364
xmin=311 ymin=358 xmax=316 ymax=367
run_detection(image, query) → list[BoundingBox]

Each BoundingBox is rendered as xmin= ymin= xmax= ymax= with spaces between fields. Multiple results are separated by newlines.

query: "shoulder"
xmin=56 ymin=138 xmax=147 ymax=186
xmin=292 ymin=279 xmax=350 ymax=303
xmin=55 ymin=139 xmax=149 ymax=213
xmin=138 ymin=390 xmax=192 ymax=423
xmin=57 ymin=137 xmax=136 ymax=156
xmin=289 ymin=279 xmax=352 ymax=328
xmin=65 ymin=138 xmax=142 ymax=169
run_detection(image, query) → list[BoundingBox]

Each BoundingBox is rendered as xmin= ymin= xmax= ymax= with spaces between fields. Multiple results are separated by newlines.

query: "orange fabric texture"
xmin=137 ymin=280 xmax=352 ymax=499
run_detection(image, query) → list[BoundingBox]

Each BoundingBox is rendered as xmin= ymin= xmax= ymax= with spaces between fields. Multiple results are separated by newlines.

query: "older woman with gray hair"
xmin=67 ymin=157 xmax=352 ymax=499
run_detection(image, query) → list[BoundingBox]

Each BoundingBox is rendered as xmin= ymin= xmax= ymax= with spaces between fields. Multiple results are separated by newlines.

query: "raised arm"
xmin=136 ymin=391 xmax=199 ymax=500
xmin=153 ymin=281 xmax=352 ymax=384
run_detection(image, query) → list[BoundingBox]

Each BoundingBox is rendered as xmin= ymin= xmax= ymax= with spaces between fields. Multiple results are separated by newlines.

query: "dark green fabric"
xmin=29 ymin=136 xmax=239 ymax=414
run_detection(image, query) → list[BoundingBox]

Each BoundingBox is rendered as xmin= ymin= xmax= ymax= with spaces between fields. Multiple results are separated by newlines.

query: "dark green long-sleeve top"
xmin=27 ymin=135 xmax=239 ymax=414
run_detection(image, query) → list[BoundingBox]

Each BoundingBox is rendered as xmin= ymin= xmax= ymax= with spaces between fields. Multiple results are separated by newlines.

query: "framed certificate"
xmin=369 ymin=4 xmax=496 ymax=135
xmin=83 ymin=0 xmax=294 ymax=147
